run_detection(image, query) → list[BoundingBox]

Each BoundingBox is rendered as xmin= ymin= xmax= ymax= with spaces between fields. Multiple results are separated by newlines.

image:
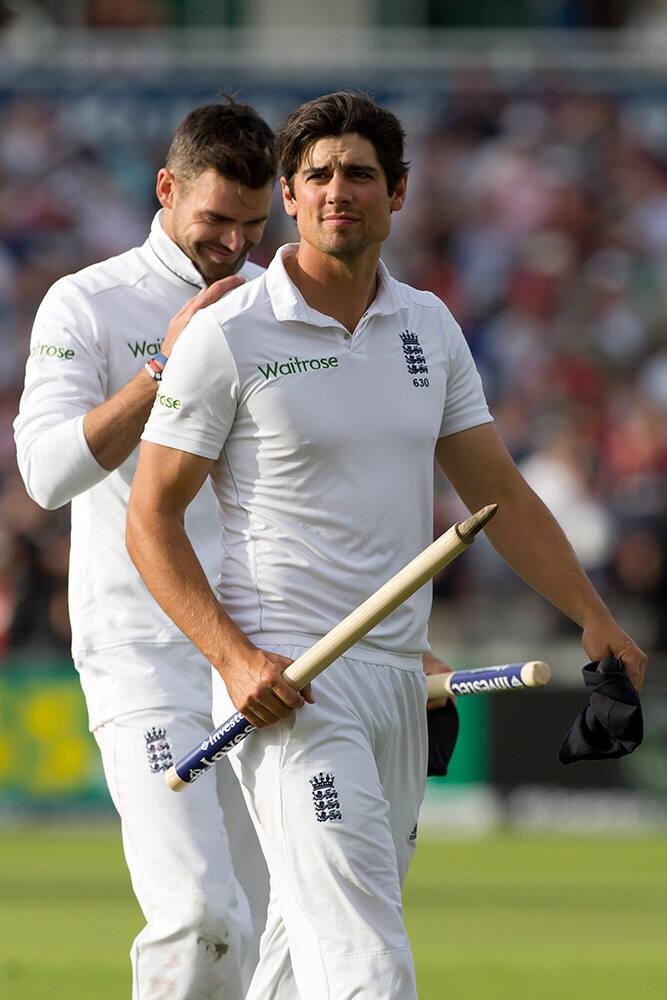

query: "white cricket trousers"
xmin=214 ymin=643 xmax=429 ymax=1000
xmin=95 ymin=705 xmax=269 ymax=999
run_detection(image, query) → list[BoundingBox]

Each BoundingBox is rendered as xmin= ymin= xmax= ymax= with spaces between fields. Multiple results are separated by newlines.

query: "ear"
xmin=281 ymin=176 xmax=298 ymax=219
xmin=390 ymin=174 xmax=408 ymax=214
xmin=156 ymin=168 xmax=177 ymax=210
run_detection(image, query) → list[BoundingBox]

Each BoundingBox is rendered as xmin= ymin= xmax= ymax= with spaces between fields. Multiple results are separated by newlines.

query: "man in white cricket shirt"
xmin=14 ymin=100 xmax=276 ymax=999
xmin=127 ymin=92 xmax=647 ymax=999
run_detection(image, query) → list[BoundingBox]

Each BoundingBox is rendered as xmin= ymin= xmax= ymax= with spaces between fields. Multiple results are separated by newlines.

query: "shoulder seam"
xmin=387 ymin=277 xmax=446 ymax=311
xmin=59 ymin=249 xmax=154 ymax=298
xmin=79 ymin=272 xmax=151 ymax=298
xmin=213 ymin=286 xmax=272 ymax=329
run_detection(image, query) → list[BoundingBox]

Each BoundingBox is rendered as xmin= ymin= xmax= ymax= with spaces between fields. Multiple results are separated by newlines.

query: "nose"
xmin=221 ymin=225 xmax=244 ymax=252
xmin=326 ymin=169 xmax=352 ymax=205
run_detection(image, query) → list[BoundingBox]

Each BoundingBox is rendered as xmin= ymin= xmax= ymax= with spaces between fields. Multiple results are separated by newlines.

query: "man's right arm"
xmin=14 ymin=279 xmax=112 ymax=509
xmin=83 ymin=275 xmax=245 ymax=471
xmin=126 ymin=439 xmax=312 ymax=727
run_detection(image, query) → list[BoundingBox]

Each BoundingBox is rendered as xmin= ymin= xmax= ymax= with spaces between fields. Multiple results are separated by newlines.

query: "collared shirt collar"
xmin=266 ymin=244 xmax=402 ymax=326
xmin=146 ymin=210 xmax=206 ymax=290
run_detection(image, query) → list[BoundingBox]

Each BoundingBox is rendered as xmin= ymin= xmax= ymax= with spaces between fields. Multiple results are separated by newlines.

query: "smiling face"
xmin=281 ymin=133 xmax=406 ymax=264
xmin=157 ymin=167 xmax=273 ymax=283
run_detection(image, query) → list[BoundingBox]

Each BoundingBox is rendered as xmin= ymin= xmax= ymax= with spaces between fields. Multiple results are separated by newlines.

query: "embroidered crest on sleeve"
xmin=310 ymin=771 xmax=343 ymax=823
xmin=144 ymin=726 xmax=174 ymax=774
xmin=400 ymin=331 xmax=429 ymax=383
xmin=409 ymin=822 xmax=418 ymax=842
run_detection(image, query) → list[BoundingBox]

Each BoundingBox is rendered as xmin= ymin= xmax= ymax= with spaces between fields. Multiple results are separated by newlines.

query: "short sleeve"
xmin=142 ymin=309 xmax=239 ymax=460
xmin=439 ymin=317 xmax=493 ymax=439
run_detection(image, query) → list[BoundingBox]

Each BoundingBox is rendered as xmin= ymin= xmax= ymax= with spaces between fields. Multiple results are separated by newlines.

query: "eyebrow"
xmin=201 ymin=210 xmax=268 ymax=223
xmin=302 ymin=162 xmax=380 ymax=178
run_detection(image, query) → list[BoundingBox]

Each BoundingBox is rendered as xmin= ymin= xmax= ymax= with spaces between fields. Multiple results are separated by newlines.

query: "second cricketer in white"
xmin=133 ymin=244 xmax=492 ymax=997
xmin=13 ymin=214 xmax=268 ymax=997
xmin=14 ymin=99 xmax=278 ymax=1000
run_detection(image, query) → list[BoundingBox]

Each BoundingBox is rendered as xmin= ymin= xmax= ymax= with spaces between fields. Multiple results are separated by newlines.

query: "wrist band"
xmin=144 ymin=352 xmax=168 ymax=382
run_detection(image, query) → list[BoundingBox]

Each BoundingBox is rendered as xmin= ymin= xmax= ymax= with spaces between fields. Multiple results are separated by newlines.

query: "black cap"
xmin=559 ymin=656 xmax=643 ymax=765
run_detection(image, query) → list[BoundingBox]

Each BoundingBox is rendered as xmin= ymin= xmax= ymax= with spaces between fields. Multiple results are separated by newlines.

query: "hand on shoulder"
xmin=162 ymin=275 xmax=246 ymax=356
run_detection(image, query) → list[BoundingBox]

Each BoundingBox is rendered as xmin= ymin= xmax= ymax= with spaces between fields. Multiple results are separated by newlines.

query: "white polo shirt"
xmin=14 ymin=212 xmax=263 ymax=727
xmin=143 ymin=244 xmax=492 ymax=664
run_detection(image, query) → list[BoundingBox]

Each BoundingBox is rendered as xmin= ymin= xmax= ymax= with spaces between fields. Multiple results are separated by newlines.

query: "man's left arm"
xmin=435 ymin=422 xmax=647 ymax=691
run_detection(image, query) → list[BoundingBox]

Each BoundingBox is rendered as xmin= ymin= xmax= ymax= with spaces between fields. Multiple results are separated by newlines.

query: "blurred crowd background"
xmin=0 ymin=0 xmax=666 ymax=675
xmin=0 ymin=0 xmax=656 ymax=31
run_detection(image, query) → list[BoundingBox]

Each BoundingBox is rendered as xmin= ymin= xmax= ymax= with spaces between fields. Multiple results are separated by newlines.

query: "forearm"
xmin=126 ymin=503 xmax=253 ymax=673
xmin=484 ymin=479 xmax=645 ymax=687
xmin=127 ymin=479 xmax=313 ymax=721
xmin=437 ymin=425 xmax=610 ymax=629
xmin=437 ymin=423 xmax=646 ymax=688
xmin=16 ymin=370 xmax=157 ymax=507
xmin=88 ymin=272 xmax=248 ymax=472
xmin=83 ymin=272 xmax=250 ymax=472
xmin=484 ymin=484 xmax=609 ymax=629
xmin=15 ymin=415 xmax=107 ymax=510
xmin=83 ymin=368 xmax=158 ymax=471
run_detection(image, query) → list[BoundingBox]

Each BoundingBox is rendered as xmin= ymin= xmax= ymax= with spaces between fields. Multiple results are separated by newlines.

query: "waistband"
xmin=246 ymin=632 xmax=426 ymax=674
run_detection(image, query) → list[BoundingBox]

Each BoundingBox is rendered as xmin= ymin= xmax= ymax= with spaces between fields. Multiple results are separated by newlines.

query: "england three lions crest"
xmin=310 ymin=771 xmax=343 ymax=823
xmin=400 ymin=331 xmax=429 ymax=386
xmin=144 ymin=726 xmax=174 ymax=774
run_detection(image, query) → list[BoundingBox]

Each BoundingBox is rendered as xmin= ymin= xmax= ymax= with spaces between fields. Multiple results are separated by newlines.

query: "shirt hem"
xmin=246 ymin=631 xmax=426 ymax=672
xmin=141 ymin=427 xmax=220 ymax=461
xmin=72 ymin=637 xmax=199 ymax=655
xmin=88 ymin=691 xmax=212 ymax=732
xmin=439 ymin=412 xmax=494 ymax=439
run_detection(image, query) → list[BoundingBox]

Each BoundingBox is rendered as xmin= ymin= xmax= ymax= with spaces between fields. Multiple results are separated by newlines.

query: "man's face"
xmin=157 ymin=167 xmax=273 ymax=284
xmin=281 ymin=133 xmax=406 ymax=262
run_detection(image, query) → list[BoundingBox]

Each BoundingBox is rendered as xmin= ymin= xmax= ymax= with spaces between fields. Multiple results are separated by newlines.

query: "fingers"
xmin=603 ymin=631 xmax=647 ymax=693
xmin=617 ymin=645 xmax=647 ymax=693
xmin=425 ymin=671 xmax=452 ymax=709
xmin=232 ymin=652 xmax=309 ymax=729
xmin=241 ymin=690 xmax=299 ymax=728
xmin=270 ymin=674 xmax=306 ymax=712
xmin=582 ymin=618 xmax=647 ymax=694
xmin=301 ymin=682 xmax=316 ymax=705
xmin=423 ymin=654 xmax=454 ymax=709
xmin=181 ymin=276 xmax=246 ymax=325
xmin=426 ymin=680 xmax=452 ymax=710
xmin=199 ymin=274 xmax=245 ymax=307
xmin=162 ymin=276 xmax=246 ymax=354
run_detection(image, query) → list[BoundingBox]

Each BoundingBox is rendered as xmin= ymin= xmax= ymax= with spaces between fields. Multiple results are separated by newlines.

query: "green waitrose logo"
xmin=31 ymin=343 xmax=75 ymax=360
xmin=156 ymin=393 xmax=181 ymax=410
xmin=257 ymin=355 xmax=339 ymax=380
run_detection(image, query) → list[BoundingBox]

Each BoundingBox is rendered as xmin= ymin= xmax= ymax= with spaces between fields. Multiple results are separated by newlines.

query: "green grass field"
xmin=1 ymin=825 xmax=666 ymax=999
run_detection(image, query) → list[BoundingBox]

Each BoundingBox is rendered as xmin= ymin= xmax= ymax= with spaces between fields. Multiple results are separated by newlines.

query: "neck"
xmin=160 ymin=208 xmax=175 ymax=242
xmin=286 ymin=243 xmax=380 ymax=333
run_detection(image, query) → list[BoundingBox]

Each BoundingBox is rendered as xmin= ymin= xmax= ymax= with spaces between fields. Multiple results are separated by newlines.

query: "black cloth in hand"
xmin=559 ymin=656 xmax=643 ymax=765
xmin=427 ymin=698 xmax=460 ymax=777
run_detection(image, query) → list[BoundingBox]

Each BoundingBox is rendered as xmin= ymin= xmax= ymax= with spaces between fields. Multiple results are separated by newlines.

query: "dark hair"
xmin=166 ymin=98 xmax=276 ymax=189
xmin=277 ymin=91 xmax=409 ymax=195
